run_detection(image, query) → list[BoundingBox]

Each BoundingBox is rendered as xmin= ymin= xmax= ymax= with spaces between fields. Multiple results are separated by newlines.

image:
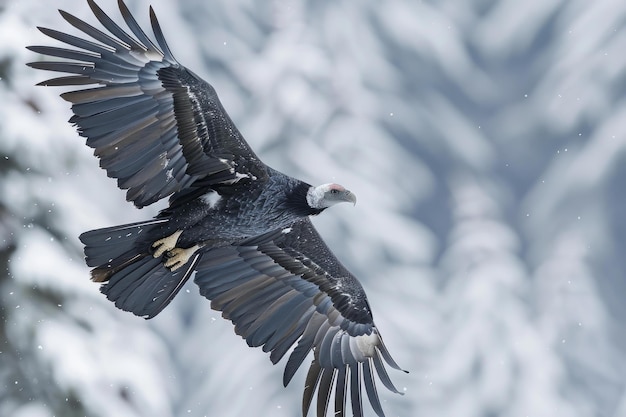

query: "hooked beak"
xmin=343 ymin=190 xmax=357 ymax=206
xmin=346 ymin=190 xmax=356 ymax=206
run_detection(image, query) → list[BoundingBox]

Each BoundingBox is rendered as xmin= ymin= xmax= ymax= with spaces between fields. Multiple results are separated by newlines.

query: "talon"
xmin=163 ymin=245 xmax=201 ymax=271
xmin=152 ymin=230 xmax=183 ymax=258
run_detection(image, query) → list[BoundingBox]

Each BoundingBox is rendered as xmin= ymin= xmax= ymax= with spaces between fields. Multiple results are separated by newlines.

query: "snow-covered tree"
xmin=0 ymin=0 xmax=624 ymax=416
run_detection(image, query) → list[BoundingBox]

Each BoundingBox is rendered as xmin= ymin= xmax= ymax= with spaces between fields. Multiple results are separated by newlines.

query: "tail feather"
xmin=90 ymin=252 xmax=145 ymax=283
xmin=103 ymin=253 xmax=200 ymax=318
xmin=80 ymin=219 xmax=167 ymax=268
xmin=80 ymin=219 xmax=199 ymax=319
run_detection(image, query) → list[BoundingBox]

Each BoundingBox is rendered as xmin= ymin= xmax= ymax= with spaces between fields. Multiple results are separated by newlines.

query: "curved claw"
xmin=152 ymin=230 xmax=183 ymax=258
xmin=164 ymin=245 xmax=201 ymax=271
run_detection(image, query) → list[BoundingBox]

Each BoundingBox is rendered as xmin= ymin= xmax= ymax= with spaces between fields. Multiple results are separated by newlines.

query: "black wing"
xmin=27 ymin=0 xmax=267 ymax=208
xmin=194 ymin=218 xmax=406 ymax=417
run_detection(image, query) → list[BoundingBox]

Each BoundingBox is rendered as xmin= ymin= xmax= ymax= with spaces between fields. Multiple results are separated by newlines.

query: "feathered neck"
xmin=285 ymin=182 xmax=325 ymax=216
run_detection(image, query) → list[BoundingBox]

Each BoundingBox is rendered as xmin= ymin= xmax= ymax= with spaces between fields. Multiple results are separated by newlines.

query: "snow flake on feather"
xmin=201 ymin=190 xmax=222 ymax=208
xmin=217 ymin=158 xmax=234 ymax=174
xmin=220 ymin=171 xmax=258 ymax=185
xmin=235 ymin=171 xmax=257 ymax=181
xmin=355 ymin=332 xmax=379 ymax=357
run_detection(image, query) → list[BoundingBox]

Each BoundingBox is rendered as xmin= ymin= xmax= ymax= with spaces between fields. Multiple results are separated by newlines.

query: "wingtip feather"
xmin=302 ymin=360 xmax=322 ymax=417
xmin=363 ymin=360 xmax=385 ymax=417
xmin=58 ymin=9 xmax=75 ymax=23
xmin=149 ymin=4 xmax=176 ymax=62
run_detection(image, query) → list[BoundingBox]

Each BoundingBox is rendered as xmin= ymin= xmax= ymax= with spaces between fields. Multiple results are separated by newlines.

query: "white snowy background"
xmin=0 ymin=0 xmax=625 ymax=416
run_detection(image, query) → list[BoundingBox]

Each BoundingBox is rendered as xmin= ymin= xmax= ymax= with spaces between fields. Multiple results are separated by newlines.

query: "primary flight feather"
xmin=27 ymin=1 xmax=405 ymax=416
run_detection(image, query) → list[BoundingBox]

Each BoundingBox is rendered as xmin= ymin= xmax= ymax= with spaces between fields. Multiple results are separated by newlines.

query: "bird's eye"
xmin=330 ymin=189 xmax=339 ymax=194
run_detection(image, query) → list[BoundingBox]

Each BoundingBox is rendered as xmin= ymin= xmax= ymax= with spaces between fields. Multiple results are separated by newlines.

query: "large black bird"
xmin=28 ymin=1 xmax=405 ymax=416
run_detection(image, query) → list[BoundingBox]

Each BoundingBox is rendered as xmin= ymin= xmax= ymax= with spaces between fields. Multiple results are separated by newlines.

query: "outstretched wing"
xmin=194 ymin=218 xmax=406 ymax=417
xmin=27 ymin=0 xmax=267 ymax=208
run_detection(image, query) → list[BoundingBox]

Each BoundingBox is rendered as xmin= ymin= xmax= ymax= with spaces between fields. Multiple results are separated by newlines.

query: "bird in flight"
xmin=27 ymin=1 xmax=406 ymax=416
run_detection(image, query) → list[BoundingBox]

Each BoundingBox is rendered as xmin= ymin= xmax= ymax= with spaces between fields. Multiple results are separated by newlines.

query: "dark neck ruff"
xmin=285 ymin=182 xmax=325 ymax=216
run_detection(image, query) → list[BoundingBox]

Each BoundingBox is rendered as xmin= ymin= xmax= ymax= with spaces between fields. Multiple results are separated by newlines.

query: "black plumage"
xmin=27 ymin=1 xmax=405 ymax=416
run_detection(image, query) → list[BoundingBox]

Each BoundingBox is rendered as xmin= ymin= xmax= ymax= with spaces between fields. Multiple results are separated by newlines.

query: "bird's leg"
xmin=164 ymin=244 xmax=201 ymax=271
xmin=152 ymin=230 xmax=183 ymax=258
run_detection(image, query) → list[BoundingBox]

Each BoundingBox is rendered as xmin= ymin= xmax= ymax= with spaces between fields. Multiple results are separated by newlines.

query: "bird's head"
xmin=307 ymin=183 xmax=357 ymax=210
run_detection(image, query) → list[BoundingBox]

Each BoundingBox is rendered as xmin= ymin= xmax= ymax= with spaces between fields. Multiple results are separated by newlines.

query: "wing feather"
xmin=117 ymin=0 xmax=162 ymax=55
xmin=282 ymin=312 xmax=326 ymax=386
xmin=350 ymin=363 xmax=363 ymax=417
xmin=372 ymin=353 xmax=402 ymax=394
xmin=148 ymin=6 xmax=176 ymax=62
xmin=88 ymin=0 xmax=147 ymax=51
xmin=36 ymin=75 xmax=94 ymax=86
xmin=303 ymin=360 xmax=322 ymax=417
xmin=245 ymin=290 xmax=303 ymax=345
xmin=316 ymin=368 xmax=335 ymax=417
xmin=59 ymin=9 xmax=131 ymax=51
xmin=36 ymin=26 xmax=115 ymax=54
xmin=261 ymin=296 xmax=312 ymax=351
xmin=334 ymin=365 xmax=348 ymax=417
xmin=27 ymin=45 xmax=99 ymax=62
xmin=28 ymin=0 xmax=267 ymax=208
xmin=194 ymin=218 xmax=405 ymax=416
xmin=363 ymin=360 xmax=384 ymax=417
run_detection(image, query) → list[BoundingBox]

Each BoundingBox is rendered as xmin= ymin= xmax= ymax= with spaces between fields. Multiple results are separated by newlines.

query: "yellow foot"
xmin=152 ymin=230 xmax=183 ymax=258
xmin=164 ymin=245 xmax=201 ymax=271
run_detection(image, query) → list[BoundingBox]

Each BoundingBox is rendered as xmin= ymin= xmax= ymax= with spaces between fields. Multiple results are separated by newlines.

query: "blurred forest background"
xmin=0 ymin=0 xmax=625 ymax=416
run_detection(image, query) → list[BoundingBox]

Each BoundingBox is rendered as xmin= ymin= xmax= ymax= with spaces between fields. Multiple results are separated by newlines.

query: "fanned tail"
xmin=80 ymin=219 xmax=200 ymax=318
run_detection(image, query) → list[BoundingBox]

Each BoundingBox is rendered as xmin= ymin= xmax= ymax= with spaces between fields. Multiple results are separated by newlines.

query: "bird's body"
xmin=28 ymin=1 xmax=405 ymax=416
xmin=162 ymin=168 xmax=320 ymax=245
